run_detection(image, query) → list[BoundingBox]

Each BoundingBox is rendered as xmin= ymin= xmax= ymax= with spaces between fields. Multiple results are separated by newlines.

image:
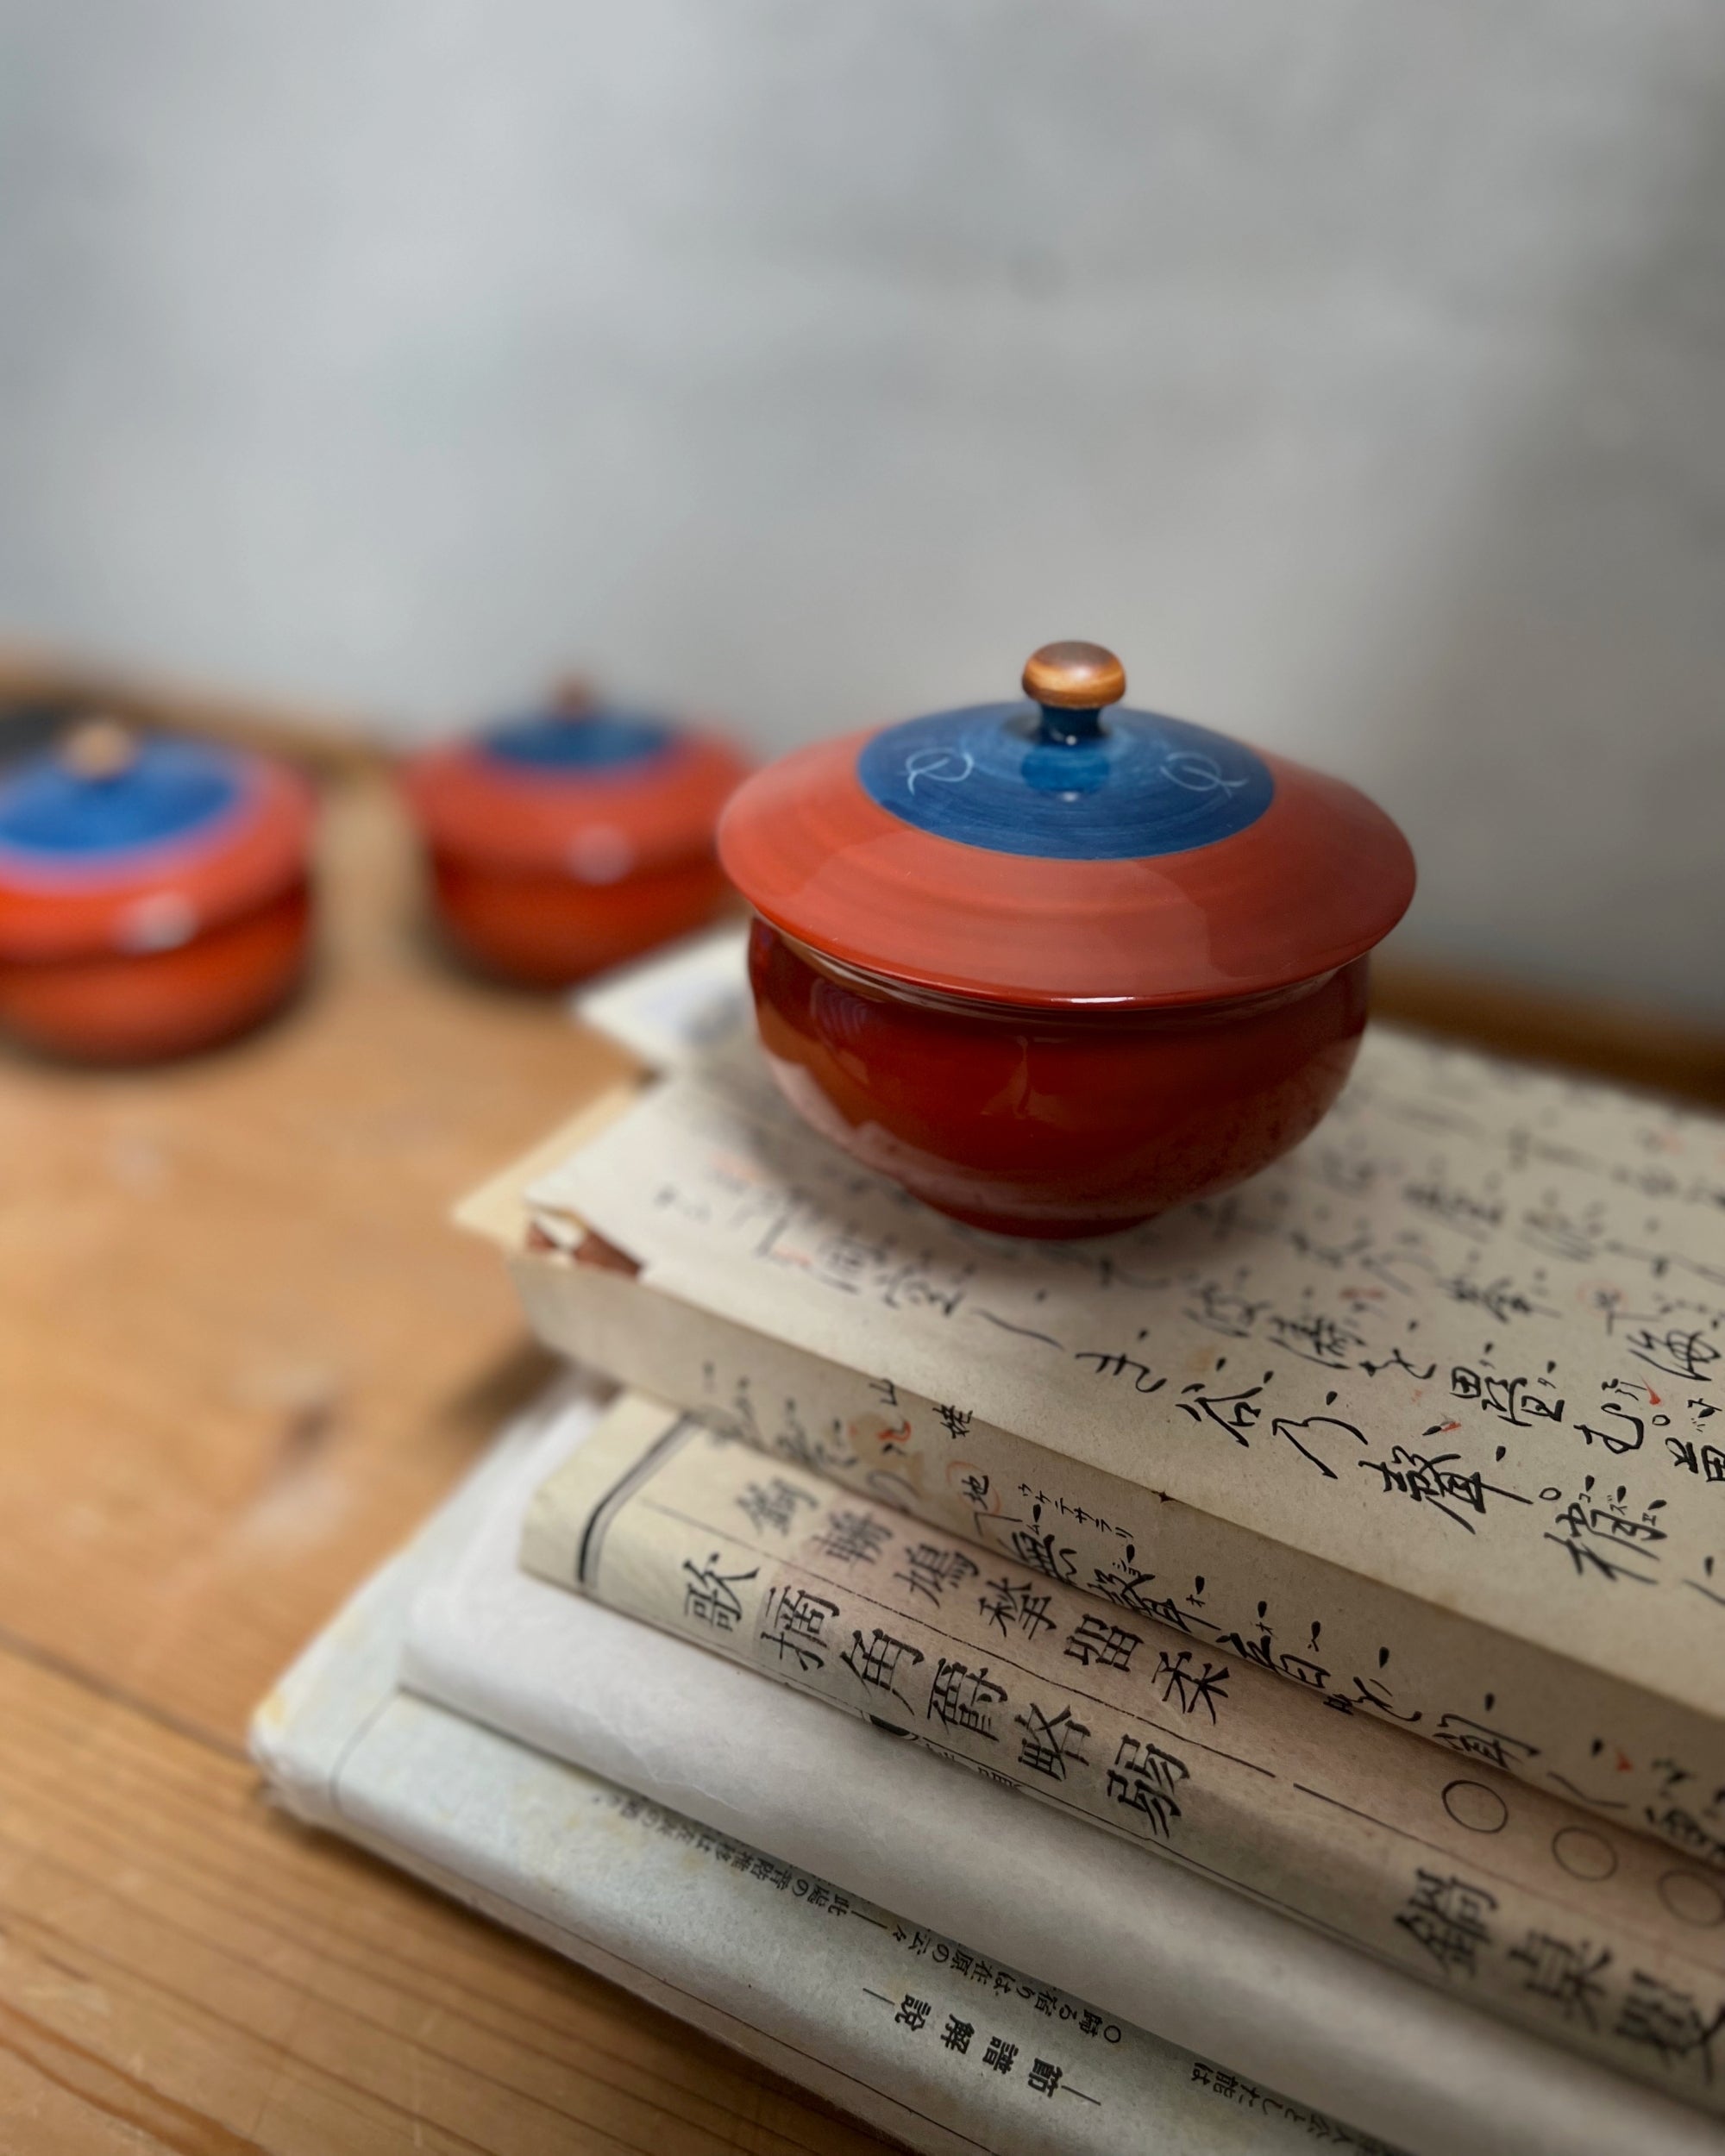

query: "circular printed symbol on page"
xmin=1441 ymin=1779 xmax=1509 ymax=1833
xmin=1552 ymin=1825 xmax=1619 ymax=1881
xmin=1658 ymin=1870 xmax=1725 ymax=1928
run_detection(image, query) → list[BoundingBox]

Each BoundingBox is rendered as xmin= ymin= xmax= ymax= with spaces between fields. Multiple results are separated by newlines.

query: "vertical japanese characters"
xmin=524 ymin=1399 xmax=1725 ymax=2114
xmin=522 ymin=1025 xmax=1725 ymax=1833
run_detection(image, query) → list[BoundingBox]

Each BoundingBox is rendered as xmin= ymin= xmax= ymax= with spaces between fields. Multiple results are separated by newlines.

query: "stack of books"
xmin=254 ymin=930 xmax=1725 ymax=2156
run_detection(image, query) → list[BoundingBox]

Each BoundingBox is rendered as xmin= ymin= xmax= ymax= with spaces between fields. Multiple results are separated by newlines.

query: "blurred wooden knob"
xmin=1022 ymin=642 xmax=1126 ymax=711
xmin=60 ymin=716 xmax=141 ymax=780
xmin=551 ymin=675 xmax=599 ymax=716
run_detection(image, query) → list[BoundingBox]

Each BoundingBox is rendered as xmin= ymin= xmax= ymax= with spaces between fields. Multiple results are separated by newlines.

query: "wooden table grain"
xmin=0 ymin=736 xmax=897 ymax=2153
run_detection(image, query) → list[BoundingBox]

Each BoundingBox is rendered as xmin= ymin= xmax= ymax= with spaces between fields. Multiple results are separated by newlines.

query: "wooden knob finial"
xmin=60 ymin=716 xmax=140 ymax=780
xmin=551 ymin=674 xmax=599 ymax=716
xmin=1022 ymin=641 xmax=1126 ymax=711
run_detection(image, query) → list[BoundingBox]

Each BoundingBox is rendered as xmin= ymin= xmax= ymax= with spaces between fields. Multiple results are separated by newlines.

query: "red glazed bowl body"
xmin=427 ymin=849 xmax=733 ymax=987
xmin=748 ymin=919 xmax=1371 ymax=1238
xmin=0 ymin=881 xmax=312 ymax=1063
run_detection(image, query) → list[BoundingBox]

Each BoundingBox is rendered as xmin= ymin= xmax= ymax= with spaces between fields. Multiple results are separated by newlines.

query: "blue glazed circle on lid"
xmin=482 ymin=707 xmax=674 ymax=775
xmin=0 ymin=735 xmax=241 ymax=862
xmin=856 ymin=699 xmax=1273 ymax=862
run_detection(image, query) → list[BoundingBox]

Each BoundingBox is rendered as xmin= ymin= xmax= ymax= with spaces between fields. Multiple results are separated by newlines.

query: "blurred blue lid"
xmin=0 ymin=731 xmax=242 ymax=861
xmin=481 ymin=706 xmax=675 ymax=776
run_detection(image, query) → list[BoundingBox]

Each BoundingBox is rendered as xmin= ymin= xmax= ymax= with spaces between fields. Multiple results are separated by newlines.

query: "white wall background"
xmin=0 ymin=2 xmax=1722 ymax=1011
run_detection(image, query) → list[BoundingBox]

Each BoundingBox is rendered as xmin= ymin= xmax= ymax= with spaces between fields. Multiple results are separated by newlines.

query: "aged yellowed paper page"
xmin=524 ymin=1393 xmax=1725 ymax=2114
xmin=524 ymin=1022 xmax=1725 ymax=1844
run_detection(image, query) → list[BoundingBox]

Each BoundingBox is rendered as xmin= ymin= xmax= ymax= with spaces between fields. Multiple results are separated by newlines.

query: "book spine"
xmin=512 ymin=1244 xmax=1725 ymax=1858
xmin=522 ymin=1393 xmax=1725 ymax=2120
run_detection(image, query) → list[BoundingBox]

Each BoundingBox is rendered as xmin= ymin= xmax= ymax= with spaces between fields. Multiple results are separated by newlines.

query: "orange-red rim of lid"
xmin=718 ymin=728 xmax=1415 ymax=1010
xmin=401 ymin=731 xmax=750 ymax=877
xmin=0 ymin=755 xmax=316 ymax=962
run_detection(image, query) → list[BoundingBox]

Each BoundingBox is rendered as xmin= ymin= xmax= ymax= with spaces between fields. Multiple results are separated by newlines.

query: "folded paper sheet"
xmin=569 ymin=924 xmax=751 ymax=1068
xmin=255 ymin=1384 xmax=1371 ymax=2156
xmin=401 ymin=1388 xmax=1722 ymax=2156
xmin=522 ymin=933 xmax=1725 ymax=1841
xmin=523 ymin=1391 xmax=1725 ymax=2114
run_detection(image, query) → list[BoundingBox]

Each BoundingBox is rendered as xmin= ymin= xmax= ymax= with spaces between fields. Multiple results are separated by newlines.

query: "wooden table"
xmin=0 ymin=699 xmax=904 ymax=2153
xmin=3 ymin=660 xmax=1721 ymax=2153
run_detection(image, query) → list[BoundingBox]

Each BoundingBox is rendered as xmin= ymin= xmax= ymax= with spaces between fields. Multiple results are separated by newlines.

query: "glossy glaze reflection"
xmin=750 ymin=919 xmax=1371 ymax=1238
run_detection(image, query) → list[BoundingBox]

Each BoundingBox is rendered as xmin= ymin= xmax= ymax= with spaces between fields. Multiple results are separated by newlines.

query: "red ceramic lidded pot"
xmin=0 ymin=718 xmax=316 ymax=1063
xmin=719 ymin=642 xmax=1415 ymax=1238
xmin=401 ymin=682 xmax=750 ymax=987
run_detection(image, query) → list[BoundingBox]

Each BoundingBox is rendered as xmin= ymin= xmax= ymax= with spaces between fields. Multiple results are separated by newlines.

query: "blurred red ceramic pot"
xmin=0 ymin=720 xmax=317 ymax=1065
xmin=401 ymin=685 xmax=749 ymax=987
xmin=719 ymin=642 xmax=1415 ymax=1238
xmin=0 ymin=719 xmax=316 ymax=1063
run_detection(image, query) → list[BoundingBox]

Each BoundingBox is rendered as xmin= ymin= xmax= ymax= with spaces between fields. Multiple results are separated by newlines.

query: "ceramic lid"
xmin=718 ymin=642 xmax=1415 ymax=1010
xmin=0 ymin=721 xmax=316 ymax=962
xmin=401 ymin=683 xmax=750 ymax=882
